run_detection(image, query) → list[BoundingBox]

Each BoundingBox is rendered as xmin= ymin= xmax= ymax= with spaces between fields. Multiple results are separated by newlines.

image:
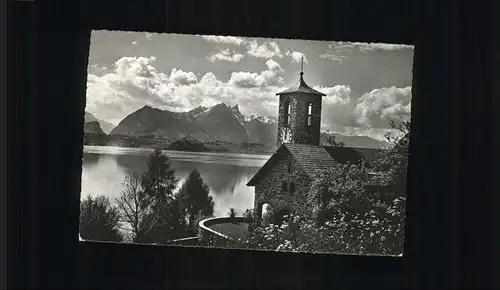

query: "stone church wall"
xmin=253 ymin=151 xmax=315 ymax=220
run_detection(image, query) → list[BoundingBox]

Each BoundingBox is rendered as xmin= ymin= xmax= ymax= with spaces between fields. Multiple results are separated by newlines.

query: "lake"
xmin=81 ymin=146 xmax=271 ymax=217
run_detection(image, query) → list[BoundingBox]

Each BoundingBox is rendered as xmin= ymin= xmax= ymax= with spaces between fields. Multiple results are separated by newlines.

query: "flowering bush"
xmin=202 ymin=201 xmax=405 ymax=255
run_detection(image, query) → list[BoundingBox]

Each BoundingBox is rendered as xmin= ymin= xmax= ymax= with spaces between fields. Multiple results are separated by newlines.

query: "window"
xmin=281 ymin=181 xmax=288 ymax=193
xmin=307 ymin=102 xmax=313 ymax=126
xmin=287 ymin=162 xmax=292 ymax=173
xmin=289 ymin=182 xmax=296 ymax=194
xmin=284 ymin=102 xmax=291 ymax=125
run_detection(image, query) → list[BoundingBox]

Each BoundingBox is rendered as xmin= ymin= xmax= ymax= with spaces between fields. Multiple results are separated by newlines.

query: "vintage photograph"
xmin=80 ymin=30 xmax=413 ymax=256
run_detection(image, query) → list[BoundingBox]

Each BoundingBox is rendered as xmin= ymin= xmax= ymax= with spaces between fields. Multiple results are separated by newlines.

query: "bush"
xmin=80 ymin=195 xmax=123 ymax=242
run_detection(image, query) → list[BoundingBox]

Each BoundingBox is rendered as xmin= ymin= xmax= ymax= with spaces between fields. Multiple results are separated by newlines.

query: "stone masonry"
xmin=277 ymin=93 xmax=323 ymax=148
xmin=253 ymin=150 xmax=315 ymax=220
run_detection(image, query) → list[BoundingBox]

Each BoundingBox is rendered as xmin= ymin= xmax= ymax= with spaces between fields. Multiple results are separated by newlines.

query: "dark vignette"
xmin=9 ymin=0 xmax=493 ymax=289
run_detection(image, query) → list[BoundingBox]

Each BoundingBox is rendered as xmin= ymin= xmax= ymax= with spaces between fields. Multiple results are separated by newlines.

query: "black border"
xmin=9 ymin=0 xmax=494 ymax=289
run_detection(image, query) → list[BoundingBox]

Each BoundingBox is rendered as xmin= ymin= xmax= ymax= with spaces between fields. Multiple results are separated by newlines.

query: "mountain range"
xmin=84 ymin=112 xmax=115 ymax=134
xmin=110 ymin=104 xmax=279 ymax=148
xmin=85 ymin=103 xmax=389 ymax=150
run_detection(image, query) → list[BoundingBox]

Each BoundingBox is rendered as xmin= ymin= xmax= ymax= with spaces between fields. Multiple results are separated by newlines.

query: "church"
xmin=246 ymin=59 xmax=384 ymax=222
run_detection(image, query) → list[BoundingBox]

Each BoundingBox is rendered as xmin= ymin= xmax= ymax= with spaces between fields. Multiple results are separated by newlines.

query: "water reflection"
xmin=81 ymin=146 xmax=269 ymax=216
xmin=83 ymin=153 xmax=101 ymax=167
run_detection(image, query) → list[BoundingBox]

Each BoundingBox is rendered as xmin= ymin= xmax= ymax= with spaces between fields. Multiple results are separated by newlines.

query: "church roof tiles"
xmin=246 ymin=143 xmax=375 ymax=186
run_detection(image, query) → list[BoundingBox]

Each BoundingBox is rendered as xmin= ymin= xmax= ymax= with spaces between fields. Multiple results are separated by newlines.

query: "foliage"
xmin=139 ymin=148 xmax=189 ymax=242
xmin=141 ymin=148 xmax=179 ymax=207
xmin=309 ymin=163 xmax=371 ymax=224
xmin=115 ymin=148 xmax=192 ymax=244
xmin=206 ymin=202 xmax=406 ymax=255
xmin=373 ymin=120 xmax=410 ymax=200
xmin=79 ymin=195 xmax=123 ymax=242
xmin=243 ymin=209 xmax=255 ymax=219
xmin=115 ymin=172 xmax=159 ymax=243
xmin=152 ymin=196 xmax=189 ymax=242
xmin=320 ymin=133 xmax=345 ymax=147
xmin=178 ymin=169 xmax=215 ymax=234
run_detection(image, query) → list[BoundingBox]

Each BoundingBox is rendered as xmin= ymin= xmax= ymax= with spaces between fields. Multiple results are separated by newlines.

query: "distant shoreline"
xmin=83 ymin=132 xmax=276 ymax=156
xmin=82 ymin=144 xmax=276 ymax=156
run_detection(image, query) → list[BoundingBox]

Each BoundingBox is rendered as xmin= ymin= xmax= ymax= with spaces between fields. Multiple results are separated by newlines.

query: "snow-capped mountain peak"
xmin=244 ymin=113 xmax=277 ymax=124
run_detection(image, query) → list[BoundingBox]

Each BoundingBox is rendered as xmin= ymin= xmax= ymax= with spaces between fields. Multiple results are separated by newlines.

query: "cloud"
xmin=207 ymin=49 xmax=245 ymax=63
xmin=201 ymin=35 xmax=285 ymax=61
xmin=286 ymin=51 xmax=308 ymax=64
xmin=168 ymin=68 xmax=198 ymax=85
xmin=88 ymin=64 xmax=109 ymax=76
xmin=86 ymin=56 xmax=411 ymax=135
xmin=319 ymin=53 xmax=346 ymax=63
xmin=86 ymin=57 xmax=190 ymax=124
xmin=316 ymin=85 xmax=358 ymax=129
xmin=200 ymin=35 xmax=245 ymax=46
xmin=246 ymin=40 xmax=284 ymax=59
xmin=313 ymin=85 xmax=412 ymax=131
xmin=86 ymin=56 xmax=283 ymax=124
xmin=329 ymin=41 xmax=414 ymax=53
xmin=228 ymin=59 xmax=284 ymax=88
xmin=354 ymin=86 xmax=412 ymax=128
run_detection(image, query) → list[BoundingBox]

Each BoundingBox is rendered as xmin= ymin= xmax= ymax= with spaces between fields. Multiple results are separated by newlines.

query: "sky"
xmin=86 ymin=30 xmax=413 ymax=141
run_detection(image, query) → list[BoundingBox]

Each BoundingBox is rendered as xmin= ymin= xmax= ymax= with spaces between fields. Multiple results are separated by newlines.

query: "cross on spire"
xmin=300 ymin=55 xmax=304 ymax=76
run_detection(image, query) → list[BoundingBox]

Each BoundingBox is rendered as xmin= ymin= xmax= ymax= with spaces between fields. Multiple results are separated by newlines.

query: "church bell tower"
xmin=276 ymin=56 xmax=326 ymax=148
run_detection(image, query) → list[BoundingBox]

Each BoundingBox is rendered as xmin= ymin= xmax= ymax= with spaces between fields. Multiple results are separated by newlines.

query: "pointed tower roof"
xmin=276 ymin=55 xmax=326 ymax=96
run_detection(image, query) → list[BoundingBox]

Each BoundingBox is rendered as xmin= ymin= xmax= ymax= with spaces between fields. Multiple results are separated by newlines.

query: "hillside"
xmin=168 ymin=136 xmax=210 ymax=152
xmin=84 ymin=121 xmax=105 ymax=135
xmin=85 ymin=112 xmax=115 ymax=134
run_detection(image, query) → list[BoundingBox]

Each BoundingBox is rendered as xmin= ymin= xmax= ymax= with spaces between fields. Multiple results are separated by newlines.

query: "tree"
xmin=132 ymin=148 xmax=190 ymax=243
xmin=228 ymin=208 xmax=236 ymax=219
xmin=141 ymin=148 xmax=178 ymax=207
xmin=243 ymin=209 xmax=254 ymax=219
xmin=178 ymin=169 xmax=214 ymax=234
xmin=374 ymin=120 xmax=410 ymax=200
xmin=309 ymin=163 xmax=371 ymax=224
xmin=320 ymin=132 xmax=345 ymax=147
xmin=152 ymin=196 xmax=189 ymax=242
xmin=79 ymin=195 xmax=123 ymax=242
xmin=115 ymin=172 xmax=158 ymax=243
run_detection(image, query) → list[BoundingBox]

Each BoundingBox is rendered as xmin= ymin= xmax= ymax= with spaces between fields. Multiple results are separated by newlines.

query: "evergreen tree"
xmin=141 ymin=148 xmax=178 ymax=207
xmin=79 ymin=195 xmax=123 ymax=242
xmin=178 ymin=169 xmax=214 ymax=234
xmin=139 ymin=148 xmax=188 ymax=243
